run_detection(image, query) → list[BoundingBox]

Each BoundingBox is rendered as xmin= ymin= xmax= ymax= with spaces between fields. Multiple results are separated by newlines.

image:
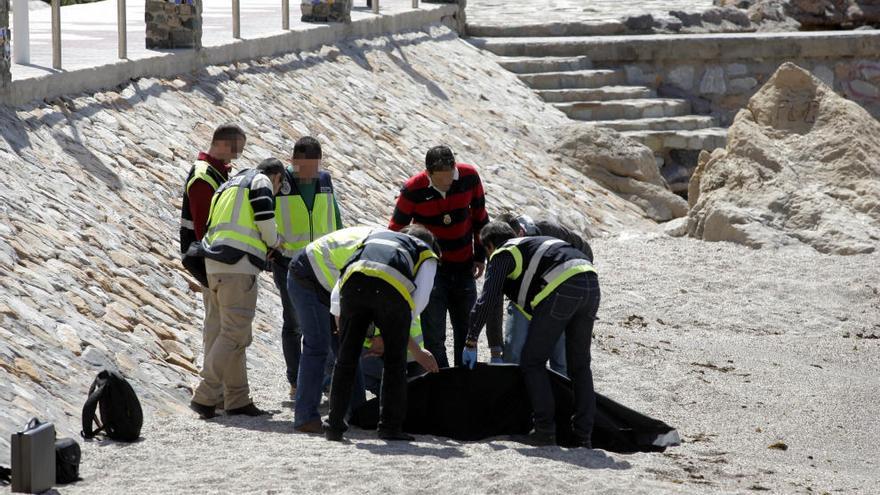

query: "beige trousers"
xmin=193 ymin=273 xmax=259 ymax=410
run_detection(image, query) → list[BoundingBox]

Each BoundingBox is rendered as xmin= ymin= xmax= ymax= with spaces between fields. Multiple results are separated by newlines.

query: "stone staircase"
xmin=470 ymin=33 xmax=729 ymax=194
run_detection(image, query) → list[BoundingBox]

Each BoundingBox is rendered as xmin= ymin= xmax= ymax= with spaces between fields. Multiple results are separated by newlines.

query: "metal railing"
xmin=232 ymin=0 xmax=241 ymax=39
xmin=118 ymin=0 xmax=127 ymax=59
xmin=15 ymin=0 xmax=398 ymax=72
xmin=51 ymin=0 xmax=60 ymax=69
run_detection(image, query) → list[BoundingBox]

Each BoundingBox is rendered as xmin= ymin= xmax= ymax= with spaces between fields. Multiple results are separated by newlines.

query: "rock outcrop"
xmin=716 ymin=0 xmax=880 ymax=29
xmin=553 ymin=125 xmax=689 ymax=222
xmin=687 ymin=62 xmax=880 ymax=254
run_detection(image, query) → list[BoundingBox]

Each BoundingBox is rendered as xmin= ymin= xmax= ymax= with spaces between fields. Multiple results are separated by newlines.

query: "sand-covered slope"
xmin=0 ymin=25 xmax=652 ymax=458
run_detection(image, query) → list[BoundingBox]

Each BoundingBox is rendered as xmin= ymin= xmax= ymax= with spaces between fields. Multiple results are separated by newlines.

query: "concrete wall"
xmin=587 ymin=32 xmax=880 ymax=125
xmin=0 ymin=3 xmax=459 ymax=106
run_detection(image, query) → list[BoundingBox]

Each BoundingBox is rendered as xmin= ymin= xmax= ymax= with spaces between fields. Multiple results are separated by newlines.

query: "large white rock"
xmin=687 ymin=62 xmax=880 ymax=254
xmin=553 ymin=124 xmax=688 ymax=222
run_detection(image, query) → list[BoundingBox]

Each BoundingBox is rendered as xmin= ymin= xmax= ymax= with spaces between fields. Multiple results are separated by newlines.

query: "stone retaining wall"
xmin=591 ymin=32 xmax=880 ymax=125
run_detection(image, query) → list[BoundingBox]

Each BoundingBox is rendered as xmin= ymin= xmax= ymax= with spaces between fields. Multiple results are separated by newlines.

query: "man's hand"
xmin=365 ymin=336 xmax=384 ymax=357
xmin=489 ymin=346 xmax=504 ymax=364
xmin=414 ymin=348 xmax=439 ymax=373
xmin=462 ymin=346 xmax=478 ymax=369
xmin=473 ymin=262 xmax=486 ymax=279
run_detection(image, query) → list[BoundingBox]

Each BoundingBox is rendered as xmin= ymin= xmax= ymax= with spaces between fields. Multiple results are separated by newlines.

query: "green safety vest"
xmin=275 ymin=170 xmax=340 ymax=258
xmin=179 ymin=160 xmax=227 ymax=253
xmin=491 ymin=236 xmax=597 ymax=320
xmin=203 ymin=169 xmax=270 ymax=264
xmin=341 ymin=230 xmax=438 ymax=310
xmin=363 ymin=317 xmax=425 ymax=363
xmin=305 ymin=226 xmax=375 ymax=292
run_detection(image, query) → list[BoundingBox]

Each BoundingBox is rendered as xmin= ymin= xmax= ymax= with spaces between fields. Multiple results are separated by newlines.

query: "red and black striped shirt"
xmin=389 ymin=163 xmax=490 ymax=265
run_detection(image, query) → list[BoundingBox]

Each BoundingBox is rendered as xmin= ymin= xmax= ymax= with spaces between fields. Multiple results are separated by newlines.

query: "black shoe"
xmin=226 ymin=403 xmax=269 ymax=416
xmin=573 ymin=435 xmax=592 ymax=449
xmin=323 ymin=420 xmax=346 ymax=441
xmin=378 ymin=429 xmax=415 ymax=441
xmin=190 ymin=401 xmax=216 ymax=420
xmin=517 ymin=430 xmax=556 ymax=447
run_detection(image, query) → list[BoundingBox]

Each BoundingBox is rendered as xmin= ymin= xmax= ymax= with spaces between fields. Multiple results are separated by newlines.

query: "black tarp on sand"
xmin=350 ymin=363 xmax=680 ymax=453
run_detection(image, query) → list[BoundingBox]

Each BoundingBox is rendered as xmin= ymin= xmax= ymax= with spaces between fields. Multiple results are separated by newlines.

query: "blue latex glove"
xmin=489 ymin=346 xmax=503 ymax=364
xmin=462 ymin=346 xmax=478 ymax=369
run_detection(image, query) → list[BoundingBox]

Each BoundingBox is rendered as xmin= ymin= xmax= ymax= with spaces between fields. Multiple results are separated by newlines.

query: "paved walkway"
xmin=466 ymin=0 xmax=715 ymax=28
xmin=7 ymin=0 xmax=438 ymax=81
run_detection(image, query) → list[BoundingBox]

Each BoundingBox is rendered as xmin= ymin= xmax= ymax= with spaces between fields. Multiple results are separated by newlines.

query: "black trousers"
xmin=327 ymin=273 xmax=412 ymax=434
xmin=521 ymin=272 xmax=600 ymax=440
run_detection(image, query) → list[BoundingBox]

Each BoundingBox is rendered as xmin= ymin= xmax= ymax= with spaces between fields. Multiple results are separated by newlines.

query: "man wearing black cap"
xmin=388 ymin=145 xmax=495 ymax=368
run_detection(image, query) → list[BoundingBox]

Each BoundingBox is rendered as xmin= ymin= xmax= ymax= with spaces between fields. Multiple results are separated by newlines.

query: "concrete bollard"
xmin=301 ymin=0 xmax=352 ymax=23
xmin=145 ymin=0 xmax=203 ymax=50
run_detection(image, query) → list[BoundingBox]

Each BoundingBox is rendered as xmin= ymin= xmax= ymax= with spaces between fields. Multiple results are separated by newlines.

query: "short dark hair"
xmin=480 ymin=221 xmax=516 ymax=251
xmin=257 ymin=157 xmax=285 ymax=177
xmin=401 ymin=224 xmax=440 ymax=256
xmin=494 ymin=212 xmax=522 ymax=233
xmin=212 ymin=124 xmax=246 ymax=144
xmin=425 ymin=145 xmax=455 ymax=173
xmin=293 ymin=136 xmax=322 ymax=160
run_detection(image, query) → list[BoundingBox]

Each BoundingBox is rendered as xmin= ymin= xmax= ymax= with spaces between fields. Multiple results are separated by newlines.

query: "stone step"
xmin=580 ymin=115 xmax=719 ymax=132
xmin=518 ymin=69 xmax=625 ymax=90
xmin=623 ymin=128 xmax=729 ymax=153
xmin=496 ymin=56 xmax=593 ymax=74
xmin=469 ymin=37 xmax=603 ymax=58
xmin=467 ymin=21 xmax=626 ymax=38
xmin=536 ymin=86 xmax=655 ymax=103
xmin=554 ymin=98 xmax=692 ymax=121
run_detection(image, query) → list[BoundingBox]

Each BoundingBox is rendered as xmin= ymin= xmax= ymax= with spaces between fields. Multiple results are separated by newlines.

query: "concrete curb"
xmin=468 ymin=30 xmax=880 ymax=61
xmin=1 ymin=5 xmax=458 ymax=107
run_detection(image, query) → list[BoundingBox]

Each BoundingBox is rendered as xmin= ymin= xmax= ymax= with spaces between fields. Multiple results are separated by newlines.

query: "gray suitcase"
xmin=10 ymin=418 xmax=55 ymax=494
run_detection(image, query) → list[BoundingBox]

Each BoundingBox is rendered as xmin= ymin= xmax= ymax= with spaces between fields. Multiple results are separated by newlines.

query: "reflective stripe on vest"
xmin=203 ymin=172 xmax=268 ymax=260
xmin=305 ymin=226 xmax=374 ymax=292
xmin=492 ymin=238 xmax=596 ymax=318
xmin=531 ymin=259 xmax=597 ymax=309
xmin=517 ymin=239 xmax=564 ymax=309
xmin=276 ymin=191 xmax=338 ymax=258
xmin=187 ymin=162 xmax=222 ymax=193
xmin=342 ymin=260 xmax=417 ymax=309
xmin=364 ymin=317 xmax=424 ymax=363
xmin=180 ymin=161 xmax=225 ymax=230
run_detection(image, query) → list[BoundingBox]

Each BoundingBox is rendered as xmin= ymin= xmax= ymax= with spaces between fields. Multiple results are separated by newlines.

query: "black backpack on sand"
xmin=81 ymin=370 xmax=143 ymax=442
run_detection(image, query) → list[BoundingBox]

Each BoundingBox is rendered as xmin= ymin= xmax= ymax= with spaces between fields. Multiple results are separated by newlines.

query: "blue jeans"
xmin=503 ymin=302 xmax=568 ymax=376
xmin=421 ymin=265 xmax=477 ymax=368
xmin=288 ymin=273 xmax=364 ymax=427
xmin=521 ymin=273 xmax=600 ymax=440
xmin=288 ymin=274 xmax=333 ymax=427
xmin=273 ymin=263 xmax=301 ymax=385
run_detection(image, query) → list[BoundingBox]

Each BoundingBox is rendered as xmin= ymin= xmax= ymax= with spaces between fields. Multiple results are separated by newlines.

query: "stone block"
xmin=728 ymin=76 xmax=758 ymax=93
xmin=668 ymin=65 xmax=695 ymax=90
xmin=145 ymin=0 xmax=201 ymax=49
xmin=849 ymin=79 xmax=880 ymax=98
xmin=669 ymin=10 xmax=702 ymax=27
xmin=812 ymin=64 xmax=835 ymax=87
xmin=699 ymin=66 xmax=727 ymax=95
xmin=726 ymin=63 xmax=748 ymax=77
xmin=301 ymin=0 xmax=352 ymax=23
xmin=624 ymin=14 xmax=654 ymax=32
